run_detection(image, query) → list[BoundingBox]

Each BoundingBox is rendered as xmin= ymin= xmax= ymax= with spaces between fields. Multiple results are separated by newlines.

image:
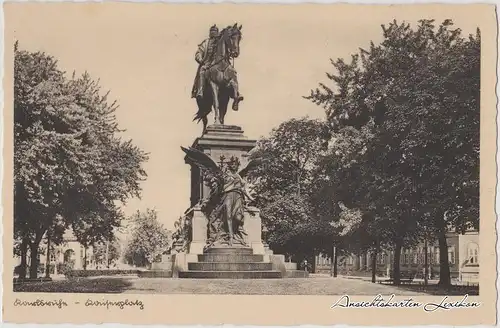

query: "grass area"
xmin=14 ymin=276 xmax=136 ymax=293
xmin=12 ymin=276 xmax=444 ymax=295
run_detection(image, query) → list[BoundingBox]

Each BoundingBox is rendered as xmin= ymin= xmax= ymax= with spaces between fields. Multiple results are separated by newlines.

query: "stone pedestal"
xmin=185 ymin=124 xmax=264 ymax=254
xmin=245 ymin=207 xmax=265 ymax=255
xmin=188 ymin=206 xmax=207 ymax=255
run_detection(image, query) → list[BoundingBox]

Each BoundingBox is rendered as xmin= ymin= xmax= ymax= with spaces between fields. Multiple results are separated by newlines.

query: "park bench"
xmin=378 ymin=272 xmax=415 ymax=284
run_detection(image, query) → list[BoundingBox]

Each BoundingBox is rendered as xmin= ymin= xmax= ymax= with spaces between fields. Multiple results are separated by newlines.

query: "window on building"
xmin=467 ymin=243 xmax=479 ymax=264
xmin=448 ymin=246 xmax=455 ymax=265
xmin=435 ymin=248 xmax=440 ymax=265
xmin=348 ymin=256 xmax=354 ymax=265
xmin=413 ymin=253 xmax=418 ymax=264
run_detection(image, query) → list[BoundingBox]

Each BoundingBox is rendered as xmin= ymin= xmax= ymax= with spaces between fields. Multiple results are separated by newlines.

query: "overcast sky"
xmin=6 ymin=3 xmax=484 ymax=230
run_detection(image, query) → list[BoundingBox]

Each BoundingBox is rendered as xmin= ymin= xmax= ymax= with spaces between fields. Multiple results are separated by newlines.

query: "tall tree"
xmin=249 ymin=118 xmax=336 ymax=263
xmin=124 ymin=209 xmax=171 ymax=268
xmin=14 ymin=43 xmax=148 ymax=278
xmin=93 ymin=237 xmax=121 ymax=268
xmin=306 ymin=19 xmax=479 ymax=286
xmin=249 ymin=117 xmax=328 ymax=201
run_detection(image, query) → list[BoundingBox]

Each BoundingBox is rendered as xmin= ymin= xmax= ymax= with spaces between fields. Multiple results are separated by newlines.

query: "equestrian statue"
xmin=191 ymin=23 xmax=244 ymax=134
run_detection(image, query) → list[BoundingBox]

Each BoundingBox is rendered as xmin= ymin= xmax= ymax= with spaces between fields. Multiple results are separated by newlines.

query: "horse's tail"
xmin=193 ymin=98 xmax=211 ymax=123
xmin=193 ymin=107 xmax=206 ymax=123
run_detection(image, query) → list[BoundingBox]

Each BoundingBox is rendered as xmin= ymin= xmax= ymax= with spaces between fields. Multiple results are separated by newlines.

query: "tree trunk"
xmin=105 ymin=241 xmax=110 ymax=269
xmin=28 ymin=227 xmax=48 ymax=279
xmin=333 ymin=246 xmax=338 ymax=277
xmin=29 ymin=243 xmax=39 ymax=279
xmin=83 ymin=247 xmax=88 ymax=270
xmin=435 ymin=212 xmax=451 ymax=287
xmin=330 ymin=245 xmax=334 ymax=277
xmin=54 ymin=252 xmax=58 ymax=275
xmin=437 ymin=229 xmax=451 ymax=287
xmin=296 ymin=173 xmax=301 ymax=197
xmin=424 ymin=238 xmax=429 ymax=286
xmin=19 ymin=238 xmax=29 ymax=279
xmin=393 ymin=240 xmax=402 ymax=285
xmin=371 ymin=249 xmax=377 ymax=283
xmin=45 ymin=230 xmax=51 ymax=278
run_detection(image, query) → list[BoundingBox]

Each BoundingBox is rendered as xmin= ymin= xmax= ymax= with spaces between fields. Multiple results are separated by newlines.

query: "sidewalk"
xmin=335 ymin=274 xmax=476 ymax=287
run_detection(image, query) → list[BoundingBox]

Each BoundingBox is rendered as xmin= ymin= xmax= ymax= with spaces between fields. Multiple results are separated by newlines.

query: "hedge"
xmin=13 ymin=277 xmax=53 ymax=283
xmin=65 ymin=269 xmax=140 ymax=278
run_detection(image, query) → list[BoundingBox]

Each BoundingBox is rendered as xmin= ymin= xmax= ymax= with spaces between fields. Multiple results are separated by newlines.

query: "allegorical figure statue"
xmin=191 ymin=23 xmax=244 ymax=134
xmin=181 ymin=147 xmax=260 ymax=248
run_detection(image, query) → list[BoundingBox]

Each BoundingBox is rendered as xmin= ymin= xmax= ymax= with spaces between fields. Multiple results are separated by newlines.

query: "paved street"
xmin=14 ymin=276 xmax=434 ymax=295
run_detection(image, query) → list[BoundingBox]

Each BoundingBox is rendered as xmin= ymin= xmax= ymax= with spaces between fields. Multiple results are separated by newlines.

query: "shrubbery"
xmin=57 ymin=262 xmax=75 ymax=275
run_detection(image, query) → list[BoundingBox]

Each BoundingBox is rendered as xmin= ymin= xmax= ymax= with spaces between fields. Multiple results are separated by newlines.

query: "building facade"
xmin=14 ymin=230 xmax=98 ymax=276
xmin=315 ymin=229 xmax=479 ymax=283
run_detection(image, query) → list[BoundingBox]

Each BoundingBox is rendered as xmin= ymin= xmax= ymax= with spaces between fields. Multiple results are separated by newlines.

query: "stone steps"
xmin=204 ymin=247 xmax=254 ymax=255
xmin=188 ymin=262 xmax=273 ymax=271
xmin=178 ymin=270 xmax=282 ymax=279
xmin=178 ymin=247 xmax=282 ymax=279
xmin=198 ymin=254 xmax=264 ymax=263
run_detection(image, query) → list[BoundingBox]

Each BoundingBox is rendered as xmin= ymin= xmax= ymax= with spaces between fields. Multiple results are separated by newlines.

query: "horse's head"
xmin=223 ymin=23 xmax=242 ymax=59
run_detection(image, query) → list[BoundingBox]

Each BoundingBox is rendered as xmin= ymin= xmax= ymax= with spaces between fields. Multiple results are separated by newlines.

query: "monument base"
xmin=174 ymin=124 xmax=307 ymax=279
xmin=179 ymin=247 xmax=282 ymax=279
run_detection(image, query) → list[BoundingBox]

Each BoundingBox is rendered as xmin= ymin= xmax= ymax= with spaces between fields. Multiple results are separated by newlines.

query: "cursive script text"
xmin=85 ymin=298 xmax=144 ymax=310
xmin=331 ymin=294 xmax=421 ymax=309
xmin=423 ymin=294 xmax=480 ymax=312
xmin=14 ymin=298 xmax=68 ymax=309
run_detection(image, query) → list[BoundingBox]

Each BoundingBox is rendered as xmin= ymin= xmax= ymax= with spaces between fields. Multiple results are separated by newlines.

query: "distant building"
xmin=14 ymin=230 xmax=99 ymax=276
xmin=315 ymin=229 xmax=479 ymax=283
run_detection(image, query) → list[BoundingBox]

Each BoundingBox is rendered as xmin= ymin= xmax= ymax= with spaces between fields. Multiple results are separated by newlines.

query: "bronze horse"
xmin=194 ymin=24 xmax=243 ymax=133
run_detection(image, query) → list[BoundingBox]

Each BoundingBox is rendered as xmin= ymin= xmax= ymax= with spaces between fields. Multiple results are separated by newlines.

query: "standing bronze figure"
xmin=191 ymin=23 xmax=244 ymax=133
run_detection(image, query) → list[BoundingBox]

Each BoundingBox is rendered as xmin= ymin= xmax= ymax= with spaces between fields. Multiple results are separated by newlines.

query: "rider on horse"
xmin=192 ymin=25 xmax=219 ymax=100
xmin=191 ymin=24 xmax=244 ymax=133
